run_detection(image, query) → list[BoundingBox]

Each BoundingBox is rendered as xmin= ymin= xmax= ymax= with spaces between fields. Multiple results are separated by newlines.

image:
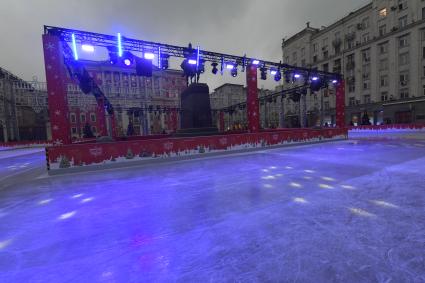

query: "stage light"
xmin=136 ymin=57 xmax=153 ymax=77
xmin=81 ymin=44 xmax=94 ymax=52
xmin=231 ymin=67 xmax=238 ymax=77
xmin=226 ymin=64 xmax=234 ymax=70
xmin=71 ymin=33 xmax=78 ymax=60
xmin=124 ymin=59 xmax=132 ymax=66
xmin=260 ymin=67 xmax=267 ymax=80
xmin=332 ymin=79 xmax=338 ymax=84
xmin=211 ymin=62 xmax=218 ymax=74
xmin=274 ymin=71 xmax=282 ymax=82
xmin=160 ymin=54 xmax=169 ymax=70
xmin=144 ymin=52 xmax=155 ymax=60
xmin=188 ymin=59 xmax=197 ymax=65
xmin=312 ymin=76 xmax=319 ymax=81
xmin=117 ymin=33 xmax=123 ymax=57
xmin=294 ymin=74 xmax=301 ymax=79
xmin=270 ymin=69 xmax=277 ymax=75
xmin=252 ymin=60 xmax=260 ymax=65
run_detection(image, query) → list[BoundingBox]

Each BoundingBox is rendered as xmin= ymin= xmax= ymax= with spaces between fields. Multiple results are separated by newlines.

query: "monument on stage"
xmin=175 ymin=83 xmax=218 ymax=137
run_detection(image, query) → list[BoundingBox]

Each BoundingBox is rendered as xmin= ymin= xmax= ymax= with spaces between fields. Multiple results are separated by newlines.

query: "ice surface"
xmin=0 ymin=136 xmax=425 ymax=282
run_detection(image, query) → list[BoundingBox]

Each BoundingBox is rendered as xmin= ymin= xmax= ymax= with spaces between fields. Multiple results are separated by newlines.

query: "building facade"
xmin=282 ymin=0 xmax=425 ymax=125
xmin=0 ymin=61 xmax=187 ymax=142
xmin=210 ymin=83 xmax=276 ymax=130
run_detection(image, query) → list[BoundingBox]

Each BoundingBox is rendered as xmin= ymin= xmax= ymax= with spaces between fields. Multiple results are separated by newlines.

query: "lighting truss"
xmin=44 ymin=25 xmax=341 ymax=80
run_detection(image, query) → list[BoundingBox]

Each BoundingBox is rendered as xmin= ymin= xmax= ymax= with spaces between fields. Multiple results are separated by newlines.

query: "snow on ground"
xmin=0 ymin=134 xmax=424 ymax=282
xmin=0 ymin=148 xmax=44 ymax=160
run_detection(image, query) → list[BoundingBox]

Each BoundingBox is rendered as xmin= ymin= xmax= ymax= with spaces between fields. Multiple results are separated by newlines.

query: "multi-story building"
xmin=210 ymin=83 xmax=276 ymax=130
xmin=282 ymin=0 xmax=425 ymax=125
xmin=0 ymin=61 xmax=187 ymax=142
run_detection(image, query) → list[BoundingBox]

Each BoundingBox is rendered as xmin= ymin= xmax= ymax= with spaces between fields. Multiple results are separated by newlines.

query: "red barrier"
xmin=46 ymin=128 xmax=348 ymax=170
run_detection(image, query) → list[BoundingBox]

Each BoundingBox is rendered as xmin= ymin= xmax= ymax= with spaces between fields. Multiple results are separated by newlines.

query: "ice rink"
xmin=1 ymin=134 xmax=425 ymax=282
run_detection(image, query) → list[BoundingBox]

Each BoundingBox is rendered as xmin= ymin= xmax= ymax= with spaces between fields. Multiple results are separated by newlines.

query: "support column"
xmin=336 ymin=80 xmax=346 ymax=128
xmin=42 ymin=34 xmax=71 ymax=144
xmin=246 ymin=65 xmax=259 ymax=132
xmin=96 ymin=98 xmax=108 ymax=136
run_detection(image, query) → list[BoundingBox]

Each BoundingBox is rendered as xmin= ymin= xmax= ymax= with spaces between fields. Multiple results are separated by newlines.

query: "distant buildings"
xmin=0 ymin=61 xmax=186 ymax=142
xmin=282 ymin=0 xmax=425 ymax=125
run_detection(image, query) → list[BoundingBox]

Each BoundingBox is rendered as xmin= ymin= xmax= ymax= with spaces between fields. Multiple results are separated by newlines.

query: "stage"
xmin=1 ymin=133 xmax=425 ymax=282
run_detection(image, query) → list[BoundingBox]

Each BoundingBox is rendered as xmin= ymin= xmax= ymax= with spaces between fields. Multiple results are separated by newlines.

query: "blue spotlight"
xmin=71 ymin=33 xmax=78 ymax=60
xmin=188 ymin=59 xmax=197 ymax=65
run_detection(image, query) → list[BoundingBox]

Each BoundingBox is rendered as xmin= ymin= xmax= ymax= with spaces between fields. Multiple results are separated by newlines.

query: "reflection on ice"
xmin=303 ymin=176 xmax=313 ymax=180
xmin=290 ymin=182 xmax=302 ymax=188
xmin=81 ymin=197 xmax=94 ymax=203
xmin=38 ymin=199 xmax=53 ymax=205
xmin=319 ymin=184 xmax=334 ymax=189
xmin=0 ymin=239 xmax=12 ymax=250
xmin=304 ymin=170 xmax=315 ymax=173
xmin=263 ymin=184 xmax=274 ymax=189
xmin=293 ymin=197 xmax=309 ymax=204
xmin=71 ymin=194 xmax=84 ymax=199
xmin=341 ymin=185 xmax=356 ymax=190
xmin=321 ymin=176 xmax=336 ymax=182
xmin=262 ymin=175 xmax=276 ymax=180
xmin=58 ymin=211 xmax=76 ymax=220
xmin=371 ymin=200 xmax=399 ymax=209
xmin=349 ymin=207 xmax=376 ymax=218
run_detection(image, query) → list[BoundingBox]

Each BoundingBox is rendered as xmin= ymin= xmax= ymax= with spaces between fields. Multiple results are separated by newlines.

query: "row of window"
xmin=70 ymin=113 xmax=96 ymax=124
xmin=348 ymin=85 xmax=425 ymax=105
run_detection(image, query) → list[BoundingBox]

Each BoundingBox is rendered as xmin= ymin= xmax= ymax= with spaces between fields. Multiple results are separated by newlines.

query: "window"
xmin=380 ymin=59 xmax=389 ymax=70
xmin=71 ymin=127 xmax=77 ymax=134
xmin=398 ymin=16 xmax=408 ymax=29
xmin=362 ymin=33 xmax=370 ymax=42
xmin=364 ymin=95 xmax=371 ymax=104
xmin=398 ymin=0 xmax=407 ymax=11
xmin=301 ymin=59 xmax=306 ymax=67
xmin=423 ymin=66 xmax=425 ymax=77
xmin=90 ymin=113 xmax=96 ymax=122
xmin=348 ymin=83 xmax=355 ymax=93
xmin=379 ymin=42 xmax=388 ymax=54
xmin=301 ymin=48 xmax=305 ymax=57
xmin=313 ymin=43 xmax=318 ymax=53
xmin=399 ymin=52 xmax=409 ymax=65
xmin=323 ymin=63 xmax=329 ymax=72
xmin=362 ymin=49 xmax=371 ymax=63
xmin=292 ymin=51 xmax=297 ymax=62
xmin=400 ymin=72 xmax=409 ymax=86
xmin=349 ymin=97 xmax=356 ymax=106
xmin=422 ymin=7 xmax=425 ymax=21
xmin=70 ymin=113 xmax=76 ymax=123
xmin=380 ymin=75 xmax=389 ymax=87
xmin=80 ymin=113 xmax=86 ymax=123
xmin=400 ymin=89 xmax=409 ymax=99
xmin=399 ymin=35 xmax=409 ymax=48
xmin=423 ymin=47 xmax=425 ymax=59
xmin=379 ymin=25 xmax=386 ymax=36
xmin=323 ymin=50 xmax=329 ymax=59
xmin=363 ymin=81 xmax=370 ymax=90
xmin=313 ymin=55 xmax=317 ymax=63
xmin=379 ymin=8 xmax=387 ymax=18
xmin=91 ymin=126 xmax=97 ymax=134
xmin=324 ymin=102 xmax=330 ymax=110
xmin=381 ymin=92 xmax=388 ymax=101
xmin=422 ymin=29 xmax=425 ymax=41
xmin=423 ymin=85 xmax=425 ymax=96
xmin=362 ymin=18 xmax=369 ymax=29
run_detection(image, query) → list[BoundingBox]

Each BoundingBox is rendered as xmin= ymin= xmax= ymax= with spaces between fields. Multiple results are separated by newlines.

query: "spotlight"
xmin=188 ymin=59 xmax=197 ymax=65
xmin=181 ymin=59 xmax=196 ymax=77
xmin=144 ymin=53 xmax=155 ymax=60
xmin=252 ymin=60 xmax=260 ymax=65
xmin=285 ymin=72 xmax=292 ymax=83
xmin=270 ymin=69 xmax=277 ymax=75
xmin=332 ymin=79 xmax=338 ymax=84
xmin=211 ymin=62 xmax=218 ymax=75
xmin=136 ymin=57 xmax=153 ymax=77
xmin=274 ymin=71 xmax=282 ymax=82
xmin=312 ymin=76 xmax=319 ymax=81
xmin=294 ymin=74 xmax=301 ymax=79
xmin=226 ymin=64 xmax=234 ymax=70
xmin=260 ymin=67 xmax=267 ymax=80
xmin=121 ymin=51 xmax=134 ymax=66
xmin=81 ymin=44 xmax=94 ymax=52
xmin=160 ymin=54 xmax=169 ymax=70
xmin=231 ymin=66 xmax=238 ymax=77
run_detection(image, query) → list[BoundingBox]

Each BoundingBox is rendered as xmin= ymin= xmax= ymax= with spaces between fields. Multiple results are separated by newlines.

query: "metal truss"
xmin=44 ymin=25 xmax=342 ymax=80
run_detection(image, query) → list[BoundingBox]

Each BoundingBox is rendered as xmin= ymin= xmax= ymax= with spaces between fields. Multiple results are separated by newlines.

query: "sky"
xmin=0 ymin=0 xmax=370 ymax=90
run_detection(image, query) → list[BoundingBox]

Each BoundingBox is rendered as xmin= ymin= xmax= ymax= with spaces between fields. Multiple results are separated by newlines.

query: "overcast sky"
xmin=0 ymin=0 xmax=369 ymax=90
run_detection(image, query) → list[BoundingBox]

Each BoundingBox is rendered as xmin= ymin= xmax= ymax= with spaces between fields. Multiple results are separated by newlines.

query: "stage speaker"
xmin=136 ymin=58 xmax=152 ymax=77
